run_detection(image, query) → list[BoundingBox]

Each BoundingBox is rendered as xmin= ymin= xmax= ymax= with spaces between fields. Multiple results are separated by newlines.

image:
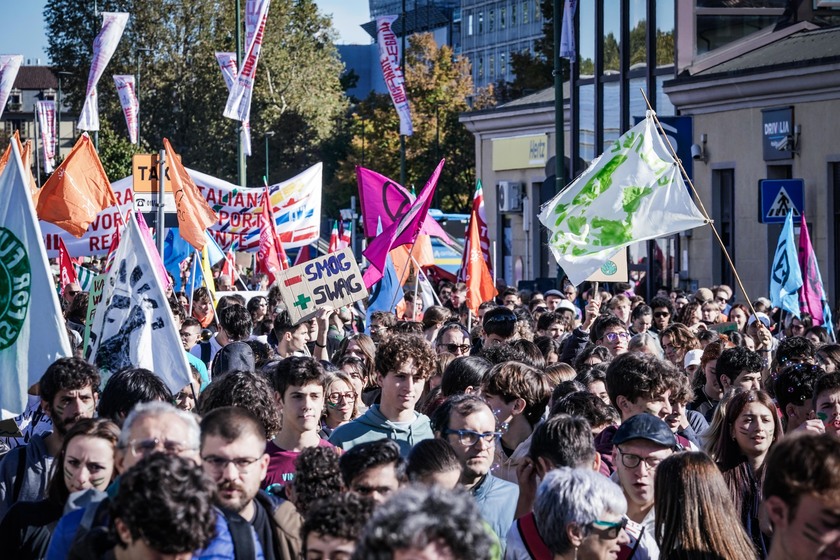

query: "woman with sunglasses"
xmin=531 ymin=467 xmax=629 ymax=560
xmin=320 ymin=371 xmax=360 ymax=438
xmin=0 ymin=418 xmax=119 ymax=560
xmin=654 ymin=452 xmax=758 ymax=560
xmin=246 ymin=296 xmax=269 ymax=330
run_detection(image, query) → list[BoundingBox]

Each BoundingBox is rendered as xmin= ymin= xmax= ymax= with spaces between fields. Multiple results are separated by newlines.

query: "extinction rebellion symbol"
xmin=0 ymin=227 xmax=31 ymax=350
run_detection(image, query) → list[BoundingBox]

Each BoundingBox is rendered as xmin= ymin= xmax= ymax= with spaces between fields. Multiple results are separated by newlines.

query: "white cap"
xmin=684 ymin=349 xmax=703 ymax=369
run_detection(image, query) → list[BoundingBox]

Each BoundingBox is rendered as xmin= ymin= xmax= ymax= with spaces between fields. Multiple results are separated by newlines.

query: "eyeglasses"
xmin=327 ymin=391 xmax=357 ymax=404
xmin=653 ymin=311 xmax=670 ymax=319
xmin=441 ymin=343 xmax=470 ymax=354
xmin=443 ymin=429 xmax=501 ymax=447
xmin=66 ymin=290 xmax=80 ymax=297
xmin=603 ymin=331 xmax=629 ymax=343
xmin=617 ymin=448 xmax=665 ymax=470
xmin=715 ymin=297 xmax=728 ymax=303
xmin=589 ymin=517 xmax=628 ymax=540
xmin=202 ymin=455 xmax=262 ymax=473
xmin=124 ymin=438 xmax=197 ymax=458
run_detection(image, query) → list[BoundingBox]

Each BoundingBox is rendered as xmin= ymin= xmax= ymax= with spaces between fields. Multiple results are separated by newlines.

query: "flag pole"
xmin=640 ymin=89 xmax=758 ymax=319
xmin=411 ymin=256 xmax=443 ymax=306
xmin=389 ymin=238 xmax=421 ymax=311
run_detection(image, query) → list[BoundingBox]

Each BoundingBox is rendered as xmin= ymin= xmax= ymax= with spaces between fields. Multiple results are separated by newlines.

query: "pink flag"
xmin=798 ymin=214 xmax=826 ymax=325
xmin=36 ymin=100 xmax=56 ymax=172
xmin=78 ymin=12 xmax=129 ymax=131
xmin=136 ymin=212 xmax=173 ymax=291
xmin=362 ymin=160 xmax=445 ymax=287
xmin=113 ymin=75 xmax=139 ymax=144
xmin=356 ymin=166 xmax=452 ymax=242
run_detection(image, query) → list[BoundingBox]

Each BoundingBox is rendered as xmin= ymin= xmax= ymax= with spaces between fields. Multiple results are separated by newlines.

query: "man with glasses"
xmin=263 ymin=357 xmax=332 ymax=490
xmin=368 ymin=310 xmax=396 ymax=345
xmin=594 ymin=315 xmax=630 ymax=357
xmin=482 ymin=306 xmax=518 ymax=348
xmin=432 ymin=394 xmax=518 ymax=549
xmin=435 ymin=323 xmax=472 ymax=356
xmin=61 ymin=281 xmax=82 ymax=309
xmin=611 ymin=413 xmax=676 ymax=560
xmin=201 ymin=406 xmax=302 ymax=560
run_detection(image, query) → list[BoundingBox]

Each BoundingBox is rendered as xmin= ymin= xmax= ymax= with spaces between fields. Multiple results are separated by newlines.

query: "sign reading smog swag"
xmin=276 ymin=248 xmax=368 ymax=324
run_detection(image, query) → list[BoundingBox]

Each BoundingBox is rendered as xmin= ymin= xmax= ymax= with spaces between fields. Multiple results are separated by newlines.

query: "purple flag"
xmin=798 ymin=214 xmax=826 ymax=325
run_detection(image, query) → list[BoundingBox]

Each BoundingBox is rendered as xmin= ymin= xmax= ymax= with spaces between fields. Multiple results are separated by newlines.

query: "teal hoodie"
xmin=328 ymin=404 xmax=433 ymax=456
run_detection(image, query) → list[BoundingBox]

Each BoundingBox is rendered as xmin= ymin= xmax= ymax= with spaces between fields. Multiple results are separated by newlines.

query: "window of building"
xmin=489 ymin=54 xmax=495 ymax=79
xmin=7 ymin=88 xmax=22 ymax=111
xmin=489 ymin=9 xmax=494 ymax=32
xmin=479 ymin=11 xmax=484 ymax=34
xmin=467 ymin=12 xmax=473 ymax=35
xmin=478 ymin=56 xmax=484 ymax=80
xmin=713 ymin=168 xmax=735 ymax=288
xmin=522 ymin=1 xmax=529 ymax=24
xmin=512 ymin=2 xmax=517 ymax=25
xmin=43 ymin=88 xmax=57 ymax=101
xmin=500 ymin=4 xmax=506 ymax=29
xmin=500 ymin=52 xmax=506 ymax=76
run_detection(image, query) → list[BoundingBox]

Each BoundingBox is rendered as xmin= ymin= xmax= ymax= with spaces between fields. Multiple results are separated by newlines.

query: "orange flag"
xmin=163 ymin=138 xmax=218 ymax=251
xmin=20 ymin=139 xmax=40 ymax=201
xmin=36 ymin=133 xmax=117 ymax=237
xmin=464 ymin=206 xmax=496 ymax=313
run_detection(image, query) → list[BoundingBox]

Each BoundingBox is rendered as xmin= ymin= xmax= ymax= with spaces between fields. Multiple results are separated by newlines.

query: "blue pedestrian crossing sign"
xmin=759 ymin=179 xmax=804 ymax=224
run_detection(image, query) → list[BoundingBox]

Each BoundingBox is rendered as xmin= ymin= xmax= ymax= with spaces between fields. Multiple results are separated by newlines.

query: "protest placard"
xmin=275 ymin=248 xmax=368 ymax=324
xmin=83 ymin=272 xmax=108 ymax=353
xmin=586 ymin=248 xmax=629 ymax=283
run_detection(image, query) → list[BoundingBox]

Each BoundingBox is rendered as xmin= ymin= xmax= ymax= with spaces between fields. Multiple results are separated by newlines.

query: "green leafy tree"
xmin=44 ymin=0 xmax=346 ymax=186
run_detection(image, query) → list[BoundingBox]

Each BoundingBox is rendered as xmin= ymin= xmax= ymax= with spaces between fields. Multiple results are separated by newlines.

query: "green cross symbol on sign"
xmin=293 ymin=293 xmax=311 ymax=310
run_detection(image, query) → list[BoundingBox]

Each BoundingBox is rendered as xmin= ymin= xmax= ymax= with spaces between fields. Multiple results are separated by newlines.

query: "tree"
xmin=44 ymin=0 xmax=346 ymax=185
xmin=331 ymin=33 xmax=489 ymax=215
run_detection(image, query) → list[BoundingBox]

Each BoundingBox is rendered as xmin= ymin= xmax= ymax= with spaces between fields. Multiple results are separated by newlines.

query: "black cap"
xmin=612 ymin=413 xmax=676 ymax=448
xmin=211 ymin=341 xmax=255 ymax=378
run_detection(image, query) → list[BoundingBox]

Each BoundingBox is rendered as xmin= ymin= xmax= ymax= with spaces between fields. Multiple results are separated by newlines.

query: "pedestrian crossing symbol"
xmin=759 ymin=179 xmax=804 ymax=224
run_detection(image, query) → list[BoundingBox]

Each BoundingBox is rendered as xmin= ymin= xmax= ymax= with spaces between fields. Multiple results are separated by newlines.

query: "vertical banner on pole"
xmin=113 ymin=75 xmax=139 ymax=144
xmin=78 ymin=12 xmax=129 ymax=131
xmin=376 ymin=16 xmax=413 ymax=136
xmin=36 ymin=101 xmax=57 ymax=173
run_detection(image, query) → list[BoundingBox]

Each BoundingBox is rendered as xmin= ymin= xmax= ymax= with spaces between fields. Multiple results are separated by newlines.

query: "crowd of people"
xmin=1 ymin=273 xmax=839 ymax=560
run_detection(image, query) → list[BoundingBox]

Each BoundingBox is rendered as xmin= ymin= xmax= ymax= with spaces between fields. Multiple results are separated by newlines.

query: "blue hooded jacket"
xmin=328 ymin=404 xmax=433 ymax=456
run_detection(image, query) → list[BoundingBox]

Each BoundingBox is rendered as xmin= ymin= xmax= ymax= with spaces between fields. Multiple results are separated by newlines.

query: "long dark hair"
xmin=655 ymin=452 xmax=757 ymax=560
xmin=47 ymin=418 xmax=120 ymax=505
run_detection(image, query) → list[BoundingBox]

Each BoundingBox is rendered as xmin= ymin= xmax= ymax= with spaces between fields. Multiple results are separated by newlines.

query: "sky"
xmin=0 ymin=0 xmax=371 ymax=64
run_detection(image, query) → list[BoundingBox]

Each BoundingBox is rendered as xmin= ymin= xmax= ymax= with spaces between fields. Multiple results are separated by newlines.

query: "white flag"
xmin=376 ymin=16 xmax=413 ymax=136
xmin=0 ymin=141 xmax=71 ymax=416
xmin=78 ymin=12 xmax=129 ymax=131
xmin=36 ymin=100 xmax=56 ymax=173
xmin=560 ymin=0 xmax=577 ymax=61
xmin=0 ymin=55 xmax=23 ymax=121
xmin=223 ymin=0 xmax=270 ymax=123
xmin=538 ymin=111 xmax=707 ymax=286
xmin=113 ymin=75 xmax=139 ymax=144
xmin=215 ymin=52 xmax=252 ymax=156
xmin=86 ymin=213 xmax=192 ymax=395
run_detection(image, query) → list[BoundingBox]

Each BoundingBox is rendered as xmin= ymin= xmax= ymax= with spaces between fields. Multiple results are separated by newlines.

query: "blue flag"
xmin=365 ymin=218 xmax=403 ymax=333
xmin=164 ymin=228 xmax=193 ymax=292
xmin=770 ymin=212 xmax=803 ymax=317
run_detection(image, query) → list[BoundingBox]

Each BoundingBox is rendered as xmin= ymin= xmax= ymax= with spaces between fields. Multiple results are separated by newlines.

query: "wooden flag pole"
xmin=640 ymin=89 xmax=759 ymax=320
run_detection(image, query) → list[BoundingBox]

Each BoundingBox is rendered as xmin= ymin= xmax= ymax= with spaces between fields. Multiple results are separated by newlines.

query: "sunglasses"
xmin=653 ymin=311 xmax=670 ymax=318
xmin=441 ymin=343 xmax=470 ymax=354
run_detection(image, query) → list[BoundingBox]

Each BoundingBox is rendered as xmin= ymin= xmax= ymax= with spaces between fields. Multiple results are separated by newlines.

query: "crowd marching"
xmin=0 ymin=270 xmax=839 ymax=560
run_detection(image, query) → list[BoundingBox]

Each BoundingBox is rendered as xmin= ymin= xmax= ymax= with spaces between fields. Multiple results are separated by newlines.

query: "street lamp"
xmin=264 ymin=131 xmax=275 ymax=183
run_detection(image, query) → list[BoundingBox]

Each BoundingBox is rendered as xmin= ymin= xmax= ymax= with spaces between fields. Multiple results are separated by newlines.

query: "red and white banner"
xmin=113 ymin=75 xmax=139 ymax=144
xmin=376 ymin=16 xmax=413 ymax=137
xmin=57 ymin=237 xmax=79 ymax=289
xmin=215 ymin=52 xmax=252 ymax=156
xmin=0 ymin=55 xmax=23 ymax=121
xmin=41 ymin=163 xmax=322 ymax=258
xmin=223 ymin=0 xmax=270 ymax=123
xmin=36 ymin=100 xmax=56 ymax=173
xmin=78 ymin=12 xmax=129 ymax=131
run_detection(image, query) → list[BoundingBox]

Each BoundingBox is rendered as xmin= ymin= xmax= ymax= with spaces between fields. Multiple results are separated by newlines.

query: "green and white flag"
xmin=0 ymin=141 xmax=72 ymax=416
xmin=74 ymin=264 xmax=97 ymax=292
xmin=539 ymin=111 xmax=707 ymax=286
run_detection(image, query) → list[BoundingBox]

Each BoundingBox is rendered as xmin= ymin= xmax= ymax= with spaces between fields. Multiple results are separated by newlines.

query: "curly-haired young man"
xmin=301 ymin=493 xmax=374 ymax=559
xmin=329 ymin=335 xmax=436 ymax=456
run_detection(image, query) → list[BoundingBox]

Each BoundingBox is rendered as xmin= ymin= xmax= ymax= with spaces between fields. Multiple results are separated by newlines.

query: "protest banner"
xmin=78 ymin=12 xmax=129 ymax=131
xmin=82 ymin=272 xmax=107 ymax=353
xmin=376 ymin=16 xmax=413 ymax=136
xmin=0 ymin=55 xmax=23 ymax=121
xmin=215 ymin=52 xmax=252 ymax=156
xmin=585 ymin=249 xmax=629 ymax=283
xmin=36 ymin=100 xmax=56 ymax=172
xmin=275 ymin=248 xmax=368 ymax=324
xmin=113 ymin=75 xmax=139 ymax=144
xmin=224 ymin=0 xmax=270 ymax=122
xmin=40 ymin=163 xmax=321 ymax=257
